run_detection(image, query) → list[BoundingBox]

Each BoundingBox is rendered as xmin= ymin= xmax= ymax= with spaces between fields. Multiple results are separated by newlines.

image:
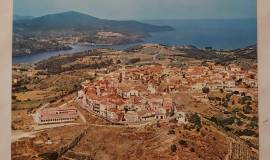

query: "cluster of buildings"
xmin=78 ymin=65 xmax=181 ymax=124
xmin=31 ymin=62 xmax=257 ymax=125
xmin=78 ymin=63 xmax=257 ymax=124
xmin=29 ymin=61 xmax=257 ymax=126
xmin=189 ymin=63 xmax=257 ymax=91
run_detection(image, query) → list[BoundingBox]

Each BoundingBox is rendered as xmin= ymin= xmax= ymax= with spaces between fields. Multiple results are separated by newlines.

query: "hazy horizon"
xmin=14 ymin=0 xmax=256 ymax=20
xmin=13 ymin=10 xmax=257 ymax=21
xmin=14 ymin=10 xmax=257 ymax=21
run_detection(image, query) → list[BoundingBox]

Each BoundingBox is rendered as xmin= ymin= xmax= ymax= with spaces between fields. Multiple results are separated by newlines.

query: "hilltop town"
xmin=12 ymin=44 xmax=258 ymax=160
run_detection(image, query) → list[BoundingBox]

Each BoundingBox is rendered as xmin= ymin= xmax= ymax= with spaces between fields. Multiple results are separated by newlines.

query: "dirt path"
xmin=78 ymin=110 xmax=87 ymax=124
xmin=12 ymin=119 xmax=86 ymax=142
xmin=12 ymin=130 xmax=41 ymax=142
xmin=12 ymin=123 xmax=81 ymax=142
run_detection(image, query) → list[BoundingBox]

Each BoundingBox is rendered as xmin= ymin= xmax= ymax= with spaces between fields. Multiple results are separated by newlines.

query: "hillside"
xmin=13 ymin=11 xmax=174 ymax=34
xmin=13 ymin=11 xmax=174 ymax=56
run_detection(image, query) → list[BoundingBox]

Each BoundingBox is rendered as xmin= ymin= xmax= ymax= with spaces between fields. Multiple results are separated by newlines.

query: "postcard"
xmin=0 ymin=0 xmax=267 ymax=159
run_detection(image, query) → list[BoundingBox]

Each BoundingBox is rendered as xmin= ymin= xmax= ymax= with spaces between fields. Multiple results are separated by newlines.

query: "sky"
xmin=14 ymin=0 xmax=256 ymax=20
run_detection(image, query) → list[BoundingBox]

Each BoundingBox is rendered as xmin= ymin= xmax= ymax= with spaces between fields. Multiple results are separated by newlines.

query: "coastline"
xmin=12 ymin=42 xmax=257 ymax=65
xmin=12 ymin=46 xmax=73 ymax=57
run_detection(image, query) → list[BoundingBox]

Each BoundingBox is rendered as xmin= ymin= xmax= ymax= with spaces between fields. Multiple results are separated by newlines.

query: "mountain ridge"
xmin=13 ymin=11 xmax=174 ymax=34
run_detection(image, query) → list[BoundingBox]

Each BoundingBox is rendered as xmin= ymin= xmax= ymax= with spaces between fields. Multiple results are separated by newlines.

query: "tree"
xmin=234 ymin=91 xmax=239 ymax=94
xmin=189 ymin=113 xmax=202 ymax=129
xmin=250 ymin=118 xmax=258 ymax=129
xmin=232 ymin=107 xmax=239 ymax=114
xmin=156 ymin=120 xmax=161 ymax=128
xmin=237 ymin=79 xmax=243 ymax=83
xmin=179 ymin=140 xmax=188 ymax=146
xmin=116 ymin=59 xmax=121 ymax=64
xmin=220 ymin=89 xmax=224 ymax=93
xmin=226 ymin=93 xmax=233 ymax=100
xmin=170 ymin=144 xmax=177 ymax=152
xmin=129 ymin=58 xmax=141 ymax=64
xmin=202 ymin=87 xmax=210 ymax=94
xmin=168 ymin=129 xmax=175 ymax=135
xmin=243 ymin=105 xmax=252 ymax=114
xmin=222 ymin=101 xmax=228 ymax=108
xmin=216 ymin=97 xmax=222 ymax=101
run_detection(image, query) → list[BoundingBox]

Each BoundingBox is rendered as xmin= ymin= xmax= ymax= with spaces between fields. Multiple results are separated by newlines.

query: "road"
xmin=12 ymin=130 xmax=40 ymax=142
xmin=12 ymin=99 xmax=87 ymax=142
xmin=12 ymin=123 xmax=81 ymax=142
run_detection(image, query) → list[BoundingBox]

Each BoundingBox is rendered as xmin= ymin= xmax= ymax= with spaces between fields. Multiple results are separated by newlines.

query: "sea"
xmin=13 ymin=19 xmax=257 ymax=64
